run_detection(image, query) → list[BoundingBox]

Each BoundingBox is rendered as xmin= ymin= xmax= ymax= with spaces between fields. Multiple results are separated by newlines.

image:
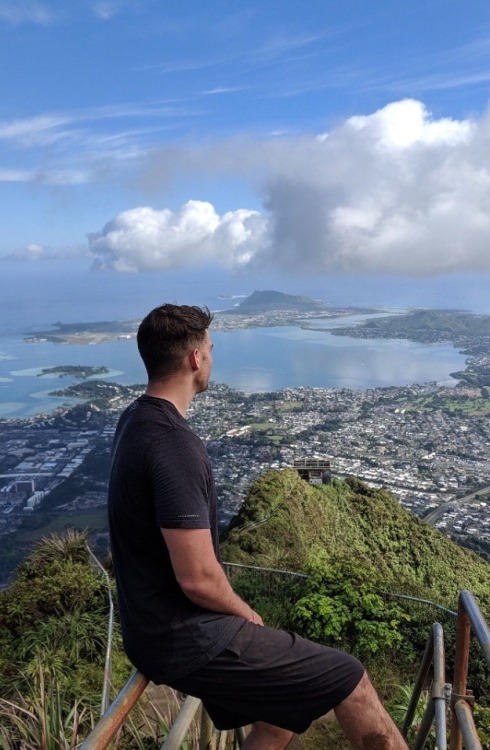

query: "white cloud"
xmin=0 ymin=167 xmax=88 ymax=184
xmin=345 ymin=99 xmax=473 ymax=148
xmin=4 ymin=243 xmax=89 ymax=261
xmin=92 ymin=1 xmax=122 ymax=20
xmin=0 ymin=1 xmax=51 ymax=25
xmin=0 ymin=114 xmax=74 ymax=147
xmin=83 ymin=98 xmax=490 ymax=275
xmin=88 ymin=201 xmax=268 ymax=271
xmin=258 ymin=99 xmax=489 ymax=275
xmin=0 ymin=104 xmax=200 ymax=184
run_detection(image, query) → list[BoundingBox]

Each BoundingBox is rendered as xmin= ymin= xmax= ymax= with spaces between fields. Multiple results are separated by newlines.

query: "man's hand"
xmin=161 ymin=527 xmax=264 ymax=624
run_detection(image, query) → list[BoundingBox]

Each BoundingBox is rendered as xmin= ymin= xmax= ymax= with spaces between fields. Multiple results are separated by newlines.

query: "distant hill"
xmin=222 ymin=469 xmax=490 ymax=609
xmin=335 ymin=309 xmax=490 ymax=341
xmin=233 ymin=290 xmax=324 ymax=313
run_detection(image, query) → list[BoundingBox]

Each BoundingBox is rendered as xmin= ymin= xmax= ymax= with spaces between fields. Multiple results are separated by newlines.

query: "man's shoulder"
xmin=121 ymin=396 xmax=184 ymax=430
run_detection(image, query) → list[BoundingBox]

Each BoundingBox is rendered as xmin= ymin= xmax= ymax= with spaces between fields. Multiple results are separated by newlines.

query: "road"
xmin=424 ymin=485 xmax=490 ymax=526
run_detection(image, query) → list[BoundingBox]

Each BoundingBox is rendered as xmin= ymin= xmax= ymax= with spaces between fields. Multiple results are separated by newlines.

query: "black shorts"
xmin=170 ymin=622 xmax=364 ymax=734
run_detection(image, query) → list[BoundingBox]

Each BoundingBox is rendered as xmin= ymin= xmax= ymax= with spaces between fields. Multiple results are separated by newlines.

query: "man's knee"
xmin=336 ymin=671 xmax=377 ymax=709
xmin=334 ymin=672 xmax=408 ymax=749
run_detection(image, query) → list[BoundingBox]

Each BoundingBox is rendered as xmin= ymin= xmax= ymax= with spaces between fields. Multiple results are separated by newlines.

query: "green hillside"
xmin=334 ymin=308 xmax=490 ymax=343
xmin=222 ymin=470 xmax=490 ymax=716
xmin=1 ymin=472 xmax=490 ymax=747
xmin=222 ymin=469 xmax=490 ymax=608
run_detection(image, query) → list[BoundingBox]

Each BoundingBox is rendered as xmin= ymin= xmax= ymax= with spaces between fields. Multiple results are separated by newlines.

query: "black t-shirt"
xmin=108 ymin=395 xmax=242 ymax=682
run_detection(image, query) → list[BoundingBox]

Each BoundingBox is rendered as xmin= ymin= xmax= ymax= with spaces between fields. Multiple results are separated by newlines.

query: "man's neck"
xmin=145 ymin=380 xmax=193 ymax=417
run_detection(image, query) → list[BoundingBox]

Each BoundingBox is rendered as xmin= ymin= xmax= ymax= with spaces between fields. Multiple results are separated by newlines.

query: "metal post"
xmin=160 ymin=696 xmax=201 ymax=750
xmin=460 ymin=590 xmax=490 ymax=668
xmin=453 ymin=700 xmax=483 ymax=750
xmin=432 ymin=623 xmax=448 ymax=750
xmin=450 ymin=596 xmax=471 ymax=750
xmin=401 ymin=627 xmax=434 ymax=737
xmin=412 ymin=698 xmax=435 ymax=750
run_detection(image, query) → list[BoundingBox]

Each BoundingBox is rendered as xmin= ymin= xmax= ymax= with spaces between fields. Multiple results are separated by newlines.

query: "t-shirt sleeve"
xmin=147 ymin=428 xmax=212 ymax=530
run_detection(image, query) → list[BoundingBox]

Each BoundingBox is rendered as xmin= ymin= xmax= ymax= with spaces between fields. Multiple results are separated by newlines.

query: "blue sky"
xmin=2 ymin=0 xmax=490 ymax=301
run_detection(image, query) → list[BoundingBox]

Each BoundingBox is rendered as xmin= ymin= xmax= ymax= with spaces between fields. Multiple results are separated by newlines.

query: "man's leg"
xmin=242 ymin=721 xmax=294 ymax=750
xmin=334 ymin=672 xmax=408 ymax=749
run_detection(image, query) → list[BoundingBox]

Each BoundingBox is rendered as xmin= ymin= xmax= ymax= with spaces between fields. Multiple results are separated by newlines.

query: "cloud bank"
xmin=89 ymin=99 xmax=490 ymax=276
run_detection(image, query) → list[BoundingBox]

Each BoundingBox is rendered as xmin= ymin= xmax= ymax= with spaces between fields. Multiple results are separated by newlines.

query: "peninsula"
xmin=23 ymin=291 xmax=362 ymax=342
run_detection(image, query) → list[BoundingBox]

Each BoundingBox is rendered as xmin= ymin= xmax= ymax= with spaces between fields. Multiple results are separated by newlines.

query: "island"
xmin=38 ymin=365 xmax=110 ymax=379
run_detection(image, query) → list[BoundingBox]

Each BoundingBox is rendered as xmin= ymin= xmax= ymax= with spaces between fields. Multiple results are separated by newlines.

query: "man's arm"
xmin=161 ymin=527 xmax=263 ymax=625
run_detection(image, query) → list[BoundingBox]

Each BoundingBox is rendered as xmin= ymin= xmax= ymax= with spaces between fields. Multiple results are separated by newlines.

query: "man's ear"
xmin=189 ymin=348 xmax=200 ymax=371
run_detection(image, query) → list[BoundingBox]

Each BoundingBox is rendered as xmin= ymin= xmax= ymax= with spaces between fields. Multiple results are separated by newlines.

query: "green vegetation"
xmin=38 ymin=365 xmax=110 ymax=379
xmin=397 ymin=389 xmax=490 ymax=416
xmin=48 ymin=379 xmax=136 ymax=405
xmin=14 ymin=510 xmax=107 ymax=544
xmin=222 ymin=470 xmax=490 ymax=708
xmin=2 ymin=470 xmax=490 ymax=747
xmin=0 ymin=530 xmax=179 ymax=749
xmin=0 ymin=531 xmax=129 ymax=744
xmin=276 ymin=399 xmax=305 ymax=412
xmin=335 ymin=309 xmax=490 ymax=341
xmin=223 ymin=471 xmax=490 ymax=599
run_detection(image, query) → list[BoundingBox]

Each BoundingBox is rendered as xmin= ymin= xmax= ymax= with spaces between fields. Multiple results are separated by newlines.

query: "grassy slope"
xmin=221 ymin=469 xmax=490 ymax=610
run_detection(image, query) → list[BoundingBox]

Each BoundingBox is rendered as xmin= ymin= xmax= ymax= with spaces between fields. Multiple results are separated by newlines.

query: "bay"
xmin=0 ymin=260 xmax=472 ymax=418
xmin=0 ymin=312 xmax=466 ymax=418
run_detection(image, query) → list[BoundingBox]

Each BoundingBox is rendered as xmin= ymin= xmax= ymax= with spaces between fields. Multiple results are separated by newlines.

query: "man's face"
xmin=195 ymin=330 xmax=213 ymax=393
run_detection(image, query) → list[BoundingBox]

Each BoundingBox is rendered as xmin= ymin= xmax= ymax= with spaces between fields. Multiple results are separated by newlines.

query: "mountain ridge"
xmin=232 ymin=290 xmax=325 ymax=312
xmin=222 ymin=469 xmax=490 ymax=609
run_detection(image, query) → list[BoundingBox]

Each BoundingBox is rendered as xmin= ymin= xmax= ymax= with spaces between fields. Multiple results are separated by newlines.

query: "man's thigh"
xmin=170 ymin=622 xmax=364 ymax=734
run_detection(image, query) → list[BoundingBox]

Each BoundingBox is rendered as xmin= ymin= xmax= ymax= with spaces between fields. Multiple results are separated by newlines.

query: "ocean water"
xmin=0 ymin=260 xmax=475 ymax=418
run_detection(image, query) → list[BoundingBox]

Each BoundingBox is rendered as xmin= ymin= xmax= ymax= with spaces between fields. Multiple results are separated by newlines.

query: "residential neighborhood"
xmin=1 ymin=377 xmax=489 ymax=579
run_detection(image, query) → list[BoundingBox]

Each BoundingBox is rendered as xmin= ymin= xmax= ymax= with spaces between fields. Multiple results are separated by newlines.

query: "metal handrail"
xmin=160 ymin=695 xmax=201 ymax=749
xmin=402 ymin=589 xmax=488 ymax=750
xmin=86 ymin=545 xmax=115 ymax=716
xmin=223 ymin=561 xmax=308 ymax=579
xmin=401 ymin=622 xmax=449 ymax=750
xmin=80 ymin=671 xmax=149 ymax=750
xmin=449 ymin=590 xmax=489 ymax=750
xmin=80 ymin=672 xmax=244 ymax=750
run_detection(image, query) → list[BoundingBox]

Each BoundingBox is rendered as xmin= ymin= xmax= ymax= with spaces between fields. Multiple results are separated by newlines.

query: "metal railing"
xmin=401 ymin=589 xmax=490 ymax=750
xmin=80 ymin=559 xmax=489 ymax=749
xmin=79 ymin=673 xmax=245 ymax=750
xmin=86 ymin=544 xmax=115 ymax=716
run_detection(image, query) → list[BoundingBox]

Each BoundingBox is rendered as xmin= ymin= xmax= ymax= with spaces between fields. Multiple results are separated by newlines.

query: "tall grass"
xmin=0 ymin=659 xmax=202 ymax=749
xmin=0 ymin=660 xmax=91 ymax=750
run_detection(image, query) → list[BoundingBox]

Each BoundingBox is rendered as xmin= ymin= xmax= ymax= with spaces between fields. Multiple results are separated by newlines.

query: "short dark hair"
xmin=137 ymin=304 xmax=213 ymax=381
